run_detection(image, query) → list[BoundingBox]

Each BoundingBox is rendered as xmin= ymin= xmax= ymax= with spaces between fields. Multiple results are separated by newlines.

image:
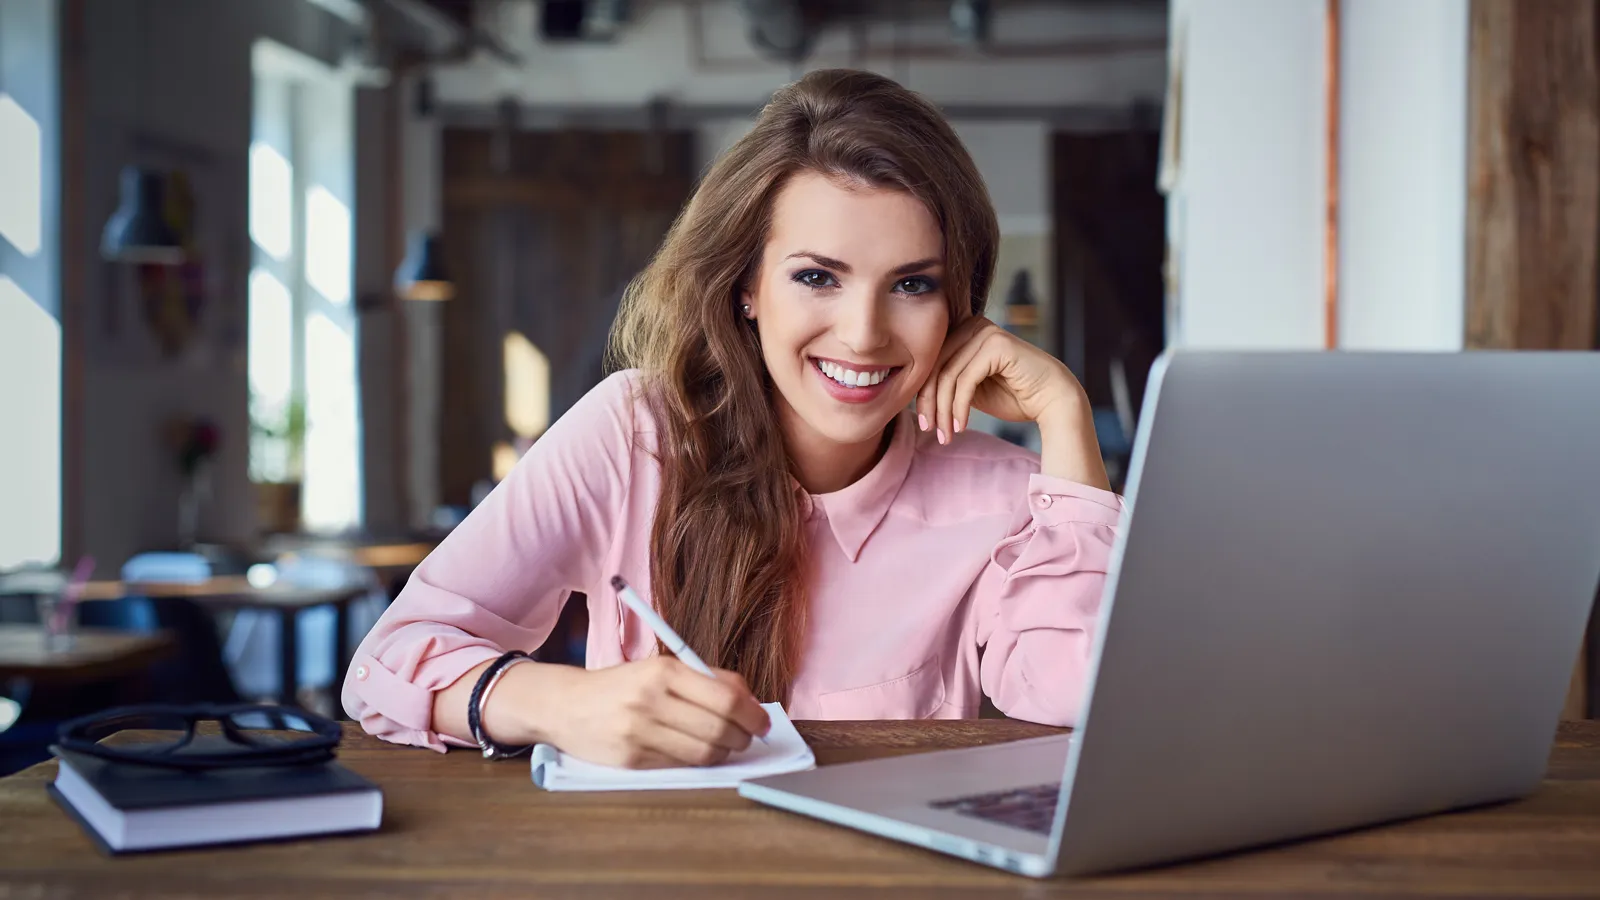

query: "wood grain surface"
xmin=0 ymin=719 xmax=1597 ymax=898
xmin=78 ymin=577 xmax=367 ymax=609
xmin=0 ymin=626 xmax=174 ymax=683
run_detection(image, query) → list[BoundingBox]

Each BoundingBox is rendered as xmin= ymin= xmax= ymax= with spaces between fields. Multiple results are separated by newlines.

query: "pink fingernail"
xmin=918 ymin=414 xmax=929 ymax=431
xmin=937 ymin=428 xmax=947 ymax=444
xmin=954 ymin=419 xmax=963 ymax=434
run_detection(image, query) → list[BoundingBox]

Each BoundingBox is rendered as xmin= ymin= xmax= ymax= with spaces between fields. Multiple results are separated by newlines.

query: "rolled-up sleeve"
xmin=341 ymin=371 xmax=639 ymax=750
xmin=974 ymin=474 xmax=1124 ymax=727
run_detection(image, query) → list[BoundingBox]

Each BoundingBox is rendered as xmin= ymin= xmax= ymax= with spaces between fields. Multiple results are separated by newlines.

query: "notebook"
xmin=48 ymin=746 xmax=383 ymax=854
xmin=531 ymin=702 xmax=815 ymax=791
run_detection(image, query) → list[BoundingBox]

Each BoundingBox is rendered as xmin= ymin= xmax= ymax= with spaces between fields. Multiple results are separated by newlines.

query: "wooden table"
xmin=0 ymin=719 xmax=1598 ymax=897
xmin=0 ymin=626 xmax=174 ymax=684
xmin=258 ymin=537 xmax=437 ymax=587
xmin=79 ymin=579 xmax=369 ymax=704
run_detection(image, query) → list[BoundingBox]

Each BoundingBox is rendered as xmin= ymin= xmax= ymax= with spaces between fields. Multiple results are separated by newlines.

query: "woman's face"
xmin=743 ymin=171 xmax=951 ymax=457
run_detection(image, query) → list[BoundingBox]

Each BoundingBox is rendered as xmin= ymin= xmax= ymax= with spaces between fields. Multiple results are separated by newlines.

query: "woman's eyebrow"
xmin=891 ymin=257 xmax=941 ymax=276
xmin=783 ymin=252 xmax=942 ymax=277
xmin=785 ymin=251 xmax=851 ymax=272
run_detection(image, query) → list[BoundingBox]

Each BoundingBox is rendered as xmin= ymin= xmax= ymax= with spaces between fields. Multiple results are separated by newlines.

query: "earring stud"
xmin=741 ymin=304 xmax=752 ymax=317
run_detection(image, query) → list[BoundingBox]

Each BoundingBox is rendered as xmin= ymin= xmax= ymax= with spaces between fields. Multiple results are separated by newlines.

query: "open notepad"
xmin=530 ymin=703 xmax=815 ymax=791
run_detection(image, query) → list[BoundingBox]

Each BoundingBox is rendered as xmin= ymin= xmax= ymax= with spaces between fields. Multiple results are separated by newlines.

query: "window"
xmin=247 ymin=41 xmax=361 ymax=533
xmin=0 ymin=275 xmax=60 ymax=568
xmin=0 ymin=94 xmax=43 ymax=257
xmin=0 ymin=1 xmax=61 ymax=569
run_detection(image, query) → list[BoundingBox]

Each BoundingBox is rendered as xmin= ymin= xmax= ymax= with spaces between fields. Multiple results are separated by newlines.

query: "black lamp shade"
xmin=101 ymin=166 xmax=185 ymax=265
xmin=397 ymin=231 xmax=455 ymax=301
xmin=1003 ymin=269 xmax=1037 ymax=329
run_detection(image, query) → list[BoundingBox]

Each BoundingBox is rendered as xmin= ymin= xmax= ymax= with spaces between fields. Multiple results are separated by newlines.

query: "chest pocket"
xmin=815 ymin=655 xmax=946 ymax=720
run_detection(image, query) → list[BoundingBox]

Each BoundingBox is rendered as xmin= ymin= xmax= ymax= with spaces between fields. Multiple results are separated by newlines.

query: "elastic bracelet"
xmin=467 ymin=650 xmax=534 ymax=760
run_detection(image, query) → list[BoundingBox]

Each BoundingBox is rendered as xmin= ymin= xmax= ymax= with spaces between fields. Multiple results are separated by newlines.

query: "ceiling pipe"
xmin=688 ymin=0 xmax=1164 ymax=71
xmin=377 ymin=0 xmax=525 ymax=65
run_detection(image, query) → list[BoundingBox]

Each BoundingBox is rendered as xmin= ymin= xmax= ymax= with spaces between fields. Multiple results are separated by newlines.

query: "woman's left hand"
xmin=914 ymin=316 xmax=1112 ymax=491
xmin=915 ymin=316 xmax=1084 ymax=442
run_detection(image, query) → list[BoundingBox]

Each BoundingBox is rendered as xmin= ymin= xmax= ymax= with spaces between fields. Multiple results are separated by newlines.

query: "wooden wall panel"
xmin=1051 ymin=130 xmax=1166 ymax=420
xmin=1466 ymin=0 xmax=1599 ymax=350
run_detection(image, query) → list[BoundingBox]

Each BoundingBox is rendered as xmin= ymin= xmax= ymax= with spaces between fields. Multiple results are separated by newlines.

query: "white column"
xmin=1337 ymin=0 xmax=1468 ymax=351
xmin=1166 ymin=0 xmax=1327 ymax=350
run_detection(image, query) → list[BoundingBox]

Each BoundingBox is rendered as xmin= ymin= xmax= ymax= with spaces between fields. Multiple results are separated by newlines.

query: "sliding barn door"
xmin=438 ymin=129 xmax=695 ymax=506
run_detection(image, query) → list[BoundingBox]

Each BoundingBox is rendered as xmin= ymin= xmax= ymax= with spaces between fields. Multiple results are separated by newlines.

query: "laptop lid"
xmin=1051 ymin=350 xmax=1600 ymax=875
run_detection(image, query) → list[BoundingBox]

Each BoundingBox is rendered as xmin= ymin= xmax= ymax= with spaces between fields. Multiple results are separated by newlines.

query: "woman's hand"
xmin=914 ymin=316 xmax=1111 ymax=491
xmin=916 ymin=316 xmax=1080 ymax=438
xmin=484 ymin=657 xmax=772 ymax=769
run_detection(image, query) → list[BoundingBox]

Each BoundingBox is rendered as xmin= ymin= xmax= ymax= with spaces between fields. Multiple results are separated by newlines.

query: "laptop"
xmin=739 ymin=350 xmax=1600 ymax=878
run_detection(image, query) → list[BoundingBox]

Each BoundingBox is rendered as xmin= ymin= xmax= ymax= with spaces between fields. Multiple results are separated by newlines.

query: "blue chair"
xmin=223 ymin=556 xmax=385 ymax=701
xmin=109 ymin=552 xmax=240 ymax=704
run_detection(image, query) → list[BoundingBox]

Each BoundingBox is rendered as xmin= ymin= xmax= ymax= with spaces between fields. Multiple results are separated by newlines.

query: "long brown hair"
xmin=607 ymin=69 xmax=999 ymax=702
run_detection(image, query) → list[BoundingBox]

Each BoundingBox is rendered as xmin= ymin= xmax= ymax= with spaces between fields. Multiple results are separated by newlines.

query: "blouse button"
xmin=1035 ymin=494 xmax=1053 ymax=509
xmin=355 ymin=665 xmax=369 ymax=680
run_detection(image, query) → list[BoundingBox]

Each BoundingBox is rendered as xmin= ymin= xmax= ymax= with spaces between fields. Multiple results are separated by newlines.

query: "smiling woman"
xmin=743 ymin=173 xmax=951 ymax=492
xmin=345 ymin=70 xmax=1122 ymax=771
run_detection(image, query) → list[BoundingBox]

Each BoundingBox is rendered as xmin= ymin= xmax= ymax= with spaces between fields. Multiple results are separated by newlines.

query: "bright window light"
xmin=249 ymin=141 xmax=294 ymax=262
xmin=302 ymin=312 xmax=360 ymax=532
xmin=491 ymin=441 xmax=521 ymax=483
xmin=304 ymin=185 xmax=351 ymax=305
xmin=0 ymin=276 xmax=61 ymax=567
xmin=248 ymin=269 xmax=294 ymax=483
xmin=248 ymin=269 xmax=294 ymax=408
xmin=0 ymin=94 xmax=43 ymax=257
xmin=504 ymin=331 xmax=551 ymax=439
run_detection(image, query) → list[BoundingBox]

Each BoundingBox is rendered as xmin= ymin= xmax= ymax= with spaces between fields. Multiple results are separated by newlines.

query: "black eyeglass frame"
xmin=55 ymin=703 xmax=342 ymax=770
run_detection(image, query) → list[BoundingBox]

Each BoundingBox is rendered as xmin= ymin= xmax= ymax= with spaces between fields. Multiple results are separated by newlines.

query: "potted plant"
xmin=250 ymin=396 xmax=306 ymax=535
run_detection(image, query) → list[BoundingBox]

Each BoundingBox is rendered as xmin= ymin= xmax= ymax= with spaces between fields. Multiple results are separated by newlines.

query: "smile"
xmin=810 ymin=357 xmax=901 ymax=403
xmin=814 ymin=358 xmax=896 ymax=387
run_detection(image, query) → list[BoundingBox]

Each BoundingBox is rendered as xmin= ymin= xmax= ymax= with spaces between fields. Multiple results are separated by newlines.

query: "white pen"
xmin=610 ymin=575 xmax=767 ymax=744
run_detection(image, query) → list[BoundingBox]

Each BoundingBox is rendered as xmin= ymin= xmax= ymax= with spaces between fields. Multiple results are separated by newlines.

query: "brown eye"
xmin=896 ymin=276 xmax=937 ymax=296
xmin=794 ymin=270 xmax=837 ymax=289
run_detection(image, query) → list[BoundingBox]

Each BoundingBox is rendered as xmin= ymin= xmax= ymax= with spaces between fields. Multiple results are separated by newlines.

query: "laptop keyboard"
xmin=930 ymin=782 xmax=1062 ymax=836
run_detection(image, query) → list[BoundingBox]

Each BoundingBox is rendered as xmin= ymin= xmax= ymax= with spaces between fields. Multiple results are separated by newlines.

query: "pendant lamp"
xmin=396 ymin=231 xmax=454 ymax=301
xmin=101 ymin=165 xmax=184 ymax=265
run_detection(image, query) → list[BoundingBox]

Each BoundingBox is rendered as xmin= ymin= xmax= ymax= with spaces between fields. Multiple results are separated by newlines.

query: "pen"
xmin=610 ymin=575 xmax=767 ymax=744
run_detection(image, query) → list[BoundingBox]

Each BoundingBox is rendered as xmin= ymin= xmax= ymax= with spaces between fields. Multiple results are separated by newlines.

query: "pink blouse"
xmin=343 ymin=370 xmax=1125 ymax=751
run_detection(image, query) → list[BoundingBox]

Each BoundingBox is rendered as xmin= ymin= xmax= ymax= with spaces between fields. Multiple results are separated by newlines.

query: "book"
xmin=531 ymin=702 xmax=816 ymax=791
xmin=48 ymin=746 xmax=383 ymax=854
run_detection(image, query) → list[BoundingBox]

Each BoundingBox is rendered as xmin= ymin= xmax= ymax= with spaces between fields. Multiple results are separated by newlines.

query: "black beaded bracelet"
xmin=467 ymin=650 xmax=534 ymax=760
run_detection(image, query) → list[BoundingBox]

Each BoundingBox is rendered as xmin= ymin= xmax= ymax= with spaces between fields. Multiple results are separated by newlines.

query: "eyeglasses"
xmin=55 ymin=703 xmax=342 ymax=771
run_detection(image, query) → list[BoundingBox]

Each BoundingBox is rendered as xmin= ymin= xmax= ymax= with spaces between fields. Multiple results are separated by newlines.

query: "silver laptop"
xmin=740 ymin=350 xmax=1600 ymax=878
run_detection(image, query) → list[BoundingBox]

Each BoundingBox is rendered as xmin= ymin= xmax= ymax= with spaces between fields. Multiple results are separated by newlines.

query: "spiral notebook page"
xmin=530 ymin=703 xmax=815 ymax=791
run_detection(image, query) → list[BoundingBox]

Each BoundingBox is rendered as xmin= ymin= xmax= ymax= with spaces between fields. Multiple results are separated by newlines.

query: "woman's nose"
xmin=836 ymin=291 xmax=889 ymax=354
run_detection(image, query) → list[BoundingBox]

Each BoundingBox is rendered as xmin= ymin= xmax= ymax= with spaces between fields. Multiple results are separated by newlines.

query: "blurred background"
xmin=1 ymin=0 xmax=1596 ymax=774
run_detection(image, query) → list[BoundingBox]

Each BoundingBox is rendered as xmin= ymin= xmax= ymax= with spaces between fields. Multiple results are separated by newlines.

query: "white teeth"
xmin=816 ymin=360 xmax=891 ymax=388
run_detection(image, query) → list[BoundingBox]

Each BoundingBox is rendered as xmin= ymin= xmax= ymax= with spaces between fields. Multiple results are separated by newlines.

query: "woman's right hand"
xmin=487 ymin=657 xmax=772 ymax=769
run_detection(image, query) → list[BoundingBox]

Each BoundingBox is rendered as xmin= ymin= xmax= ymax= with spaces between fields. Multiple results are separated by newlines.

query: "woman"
xmin=344 ymin=69 xmax=1123 ymax=769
